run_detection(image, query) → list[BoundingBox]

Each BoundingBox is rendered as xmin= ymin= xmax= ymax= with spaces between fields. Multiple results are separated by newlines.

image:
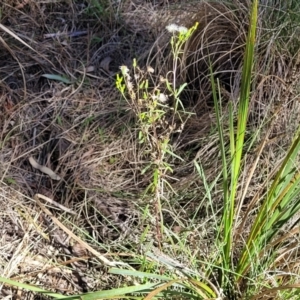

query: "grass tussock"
xmin=1 ymin=0 xmax=300 ymax=299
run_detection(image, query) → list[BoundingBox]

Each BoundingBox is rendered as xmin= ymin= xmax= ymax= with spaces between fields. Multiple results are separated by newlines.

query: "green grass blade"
xmin=210 ymin=73 xmax=230 ymax=275
xmin=62 ymin=283 xmax=158 ymax=300
xmin=221 ymin=0 xmax=258 ymax=278
xmin=42 ymin=73 xmax=72 ymax=84
xmin=237 ymin=129 xmax=300 ymax=277
xmin=0 ymin=276 xmax=69 ymax=298
xmin=208 ymin=0 xmax=258 ymax=285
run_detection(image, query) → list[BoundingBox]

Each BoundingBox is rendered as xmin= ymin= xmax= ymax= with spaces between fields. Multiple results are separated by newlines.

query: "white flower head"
xmin=120 ymin=65 xmax=132 ymax=80
xmin=166 ymin=24 xmax=179 ymax=33
xmin=159 ymin=75 xmax=166 ymax=83
xmin=166 ymin=24 xmax=188 ymax=35
xmin=178 ymin=26 xmax=188 ymax=35
xmin=147 ymin=65 xmax=154 ymax=73
xmin=157 ymin=93 xmax=168 ymax=103
xmin=120 ymin=66 xmax=131 ymax=80
xmin=120 ymin=65 xmax=129 ymax=76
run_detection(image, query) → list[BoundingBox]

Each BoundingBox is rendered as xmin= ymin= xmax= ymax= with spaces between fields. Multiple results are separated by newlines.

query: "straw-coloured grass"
xmin=1 ymin=0 xmax=300 ymax=299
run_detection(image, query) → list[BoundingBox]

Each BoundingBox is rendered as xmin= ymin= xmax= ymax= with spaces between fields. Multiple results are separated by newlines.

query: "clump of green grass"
xmin=210 ymin=0 xmax=300 ymax=297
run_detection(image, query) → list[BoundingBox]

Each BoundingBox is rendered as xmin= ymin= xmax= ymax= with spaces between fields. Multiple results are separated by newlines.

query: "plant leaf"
xmin=42 ymin=74 xmax=72 ymax=84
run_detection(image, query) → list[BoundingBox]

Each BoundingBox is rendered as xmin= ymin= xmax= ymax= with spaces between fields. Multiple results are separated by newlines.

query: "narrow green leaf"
xmin=237 ymin=123 xmax=300 ymax=277
xmin=70 ymin=283 xmax=158 ymax=300
xmin=0 ymin=276 xmax=67 ymax=298
xmin=175 ymin=83 xmax=187 ymax=98
xmin=42 ymin=74 xmax=72 ymax=84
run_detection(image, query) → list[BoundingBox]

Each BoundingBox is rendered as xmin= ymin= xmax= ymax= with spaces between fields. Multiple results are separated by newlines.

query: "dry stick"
xmin=0 ymin=24 xmax=55 ymax=68
xmin=0 ymin=36 xmax=27 ymax=99
xmin=33 ymin=194 xmax=117 ymax=267
xmin=29 ymin=157 xmax=61 ymax=180
xmin=0 ymin=23 xmax=46 ymax=99
xmin=34 ymin=193 xmax=76 ymax=215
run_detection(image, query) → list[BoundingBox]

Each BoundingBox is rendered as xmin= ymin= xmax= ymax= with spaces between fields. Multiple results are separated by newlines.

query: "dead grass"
xmin=0 ymin=0 xmax=300 ymax=299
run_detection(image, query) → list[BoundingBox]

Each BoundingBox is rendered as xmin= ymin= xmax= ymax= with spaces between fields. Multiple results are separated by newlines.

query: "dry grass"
xmin=1 ymin=0 xmax=300 ymax=299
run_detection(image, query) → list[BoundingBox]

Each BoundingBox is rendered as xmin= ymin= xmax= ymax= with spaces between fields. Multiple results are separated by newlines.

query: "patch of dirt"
xmin=1 ymin=0 xmax=300 ymax=298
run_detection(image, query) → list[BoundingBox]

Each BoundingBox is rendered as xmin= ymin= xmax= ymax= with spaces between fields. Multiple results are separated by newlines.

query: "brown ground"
xmin=1 ymin=0 xmax=300 ymax=299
